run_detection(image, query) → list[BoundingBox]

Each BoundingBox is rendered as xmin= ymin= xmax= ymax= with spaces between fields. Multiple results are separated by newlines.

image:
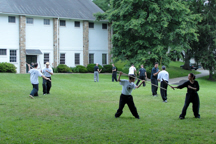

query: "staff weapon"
xmin=162 ymin=78 xmax=175 ymax=90
xmin=121 ymin=73 xmax=167 ymax=91
xmin=25 ymin=62 xmax=33 ymax=69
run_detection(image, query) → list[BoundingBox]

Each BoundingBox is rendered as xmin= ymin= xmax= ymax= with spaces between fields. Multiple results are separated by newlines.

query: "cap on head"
xmin=162 ymin=66 xmax=166 ymax=70
xmin=46 ymin=62 xmax=50 ymax=65
xmin=155 ymin=62 xmax=158 ymax=65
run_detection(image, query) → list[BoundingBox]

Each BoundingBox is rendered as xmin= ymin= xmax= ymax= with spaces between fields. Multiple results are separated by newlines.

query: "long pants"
xmin=115 ymin=94 xmax=139 ymax=118
xmin=94 ymin=71 xmax=99 ymax=82
xmin=136 ymin=76 xmax=145 ymax=86
xmin=151 ymin=78 xmax=158 ymax=95
xmin=160 ymin=81 xmax=168 ymax=101
xmin=43 ymin=77 xmax=51 ymax=94
xmin=112 ymin=72 xmax=117 ymax=82
xmin=180 ymin=93 xmax=200 ymax=118
xmin=30 ymin=84 xmax=39 ymax=96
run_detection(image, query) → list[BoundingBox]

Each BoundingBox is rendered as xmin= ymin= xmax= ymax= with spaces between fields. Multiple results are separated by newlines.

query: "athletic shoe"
xmin=179 ymin=116 xmax=185 ymax=120
xmin=135 ymin=117 xmax=140 ymax=119
xmin=164 ymin=100 xmax=167 ymax=103
xmin=29 ymin=95 xmax=34 ymax=99
xmin=195 ymin=116 xmax=200 ymax=118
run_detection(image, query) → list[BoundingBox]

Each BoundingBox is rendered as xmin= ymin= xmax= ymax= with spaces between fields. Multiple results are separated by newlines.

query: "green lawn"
xmin=114 ymin=61 xmax=201 ymax=79
xmin=0 ymin=73 xmax=215 ymax=143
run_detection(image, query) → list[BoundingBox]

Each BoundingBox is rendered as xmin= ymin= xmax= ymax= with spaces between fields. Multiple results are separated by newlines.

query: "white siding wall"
xmin=0 ymin=14 xmax=20 ymax=73
xmin=89 ymin=22 xmax=108 ymax=65
xmin=26 ymin=17 xmax=53 ymax=68
xmin=59 ymin=20 xmax=83 ymax=67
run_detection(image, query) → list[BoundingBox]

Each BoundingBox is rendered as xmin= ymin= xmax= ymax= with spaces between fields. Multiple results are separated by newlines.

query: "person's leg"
xmin=115 ymin=94 xmax=126 ymax=118
xmin=94 ymin=72 xmax=96 ymax=82
xmin=112 ymin=73 xmax=114 ymax=82
xmin=164 ymin=81 xmax=168 ymax=100
xmin=136 ymin=79 xmax=140 ymax=86
xmin=192 ymin=94 xmax=200 ymax=118
xmin=127 ymin=95 xmax=140 ymax=118
xmin=179 ymin=94 xmax=191 ymax=119
xmin=155 ymin=79 xmax=158 ymax=95
xmin=42 ymin=78 xmax=47 ymax=94
xmin=47 ymin=77 xmax=51 ymax=94
xmin=151 ymin=79 xmax=155 ymax=95
xmin=97 ymin=72 xmax=99 ymax=82
xmin=160 ymin=81 xmax=165 ymax=101
xmin=114 ymin=73 xmax=117 ymax=82
xmin=140 ymin=76 xmax=145 ymax=86
xmin=30 ymin=84 xmax=39 ymax=98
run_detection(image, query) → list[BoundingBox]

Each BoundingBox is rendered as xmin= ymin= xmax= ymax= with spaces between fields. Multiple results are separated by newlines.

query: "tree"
xmin=95 ymin=0 xmax=201 ymax=71
xmin=93 ymin=0 xmax=110 ymax=11
xmin=192 ymin=0 xmax=216 ymax=80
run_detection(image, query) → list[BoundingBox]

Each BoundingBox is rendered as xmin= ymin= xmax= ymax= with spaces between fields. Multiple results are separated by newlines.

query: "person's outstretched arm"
xmin=135 ymin=80 xmax=145 ymax=88
xmin=118 ymin=71 xmax=123 ymax=82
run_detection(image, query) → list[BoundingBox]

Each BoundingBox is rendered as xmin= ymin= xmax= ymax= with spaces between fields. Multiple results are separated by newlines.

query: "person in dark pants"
xmin=150 ymin=62 xmax=160 ymax=96
xmin=157 ymin=66 xmax=169 ymax=102
xmin=136 ymin=64 xmax=147 ymax=86
xmin=115 ymin=72 xmax=145 ymax=119
xmin=94 ymin=63 xmax=102 ymax=82
xmin=41 ymin=62 xmax=53 ymax=95
xmin=112 ymin=64 xmax=117 ymax=82
xmin=172 ymin=73 xmax=200 ymax=119
xmin=28 ymin=63 xmax=50 ymax=99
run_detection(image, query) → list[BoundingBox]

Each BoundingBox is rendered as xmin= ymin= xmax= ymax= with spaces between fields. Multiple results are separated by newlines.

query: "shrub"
xmin=76 ymin=65 xmax=88 ymax=73
xmin=52 ymin=67 xmax=58 ymax=73
xmin=87 ymin=64 xmax=104 ymax=73
xmin=57 ymin=64 xmax=72 ymax=73
xmin=0 ymin=62 xmax=16 ymax=73
xmin=103 ymin=64 xmax=112 ymax=73
xmin=70 ymin=67 xmax=79 ymax=73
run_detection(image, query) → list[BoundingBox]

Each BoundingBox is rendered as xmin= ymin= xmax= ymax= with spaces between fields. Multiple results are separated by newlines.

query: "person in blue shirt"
xmin=150 ymin=62 xmax=160 ymax=96
xmin=136 ymin=64 xmax=147 ymax=86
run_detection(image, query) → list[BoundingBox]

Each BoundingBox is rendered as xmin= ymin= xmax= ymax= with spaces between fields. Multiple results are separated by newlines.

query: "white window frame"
xmin=44 ymin=19 xmax=50 ymax=25
xmin=60 ymin=20 xmax=66 ymax=27
xmin=8 ymin=16 xmax=16 ymax=23
xmin=10 ymin=50 xmax=17 ymax=62
xmin=74 ymin=21 xmax=80 ymax=28
xmin=26 ymin=18 xmax=34 ymax=24
xmin=0 ymin=49 xmax=7 ymax=55
xmin=89 ymin=22 xmax=94 ymax=28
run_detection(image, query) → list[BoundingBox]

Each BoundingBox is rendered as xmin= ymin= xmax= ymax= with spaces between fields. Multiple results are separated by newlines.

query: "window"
xmin=44 ymin=53 xmax=49 ymax=64
xmin=0 ymin=49 xmax=7 ymax=55
xmin=60 ymin=20 xmax=66 ymax=26
xmin=75 ymin=53 xmax=80 ymax=65
xmin=75 ymin=21 xmax=80 ymax=27
xmin=8 ymin=16 xmax=16 ymax=23
xmin=102 ymin=23 xmax=107 ymax=29
xmin=44 ymin=19 xmax=50 ymax=25
xmin=102 ymin=54 xmax=107 ymax=65
xmin=89 ymin=54 xmax=94 ymax=64
xmin=26 ymin=18 xmax=33 ymax=24
xmin=60 ymin=53 xmax=65 ymax=64
xmin=89 ymin=22 xmax=94 ymax=28
xmin=10 ymin=50 xmax=16 ymax=62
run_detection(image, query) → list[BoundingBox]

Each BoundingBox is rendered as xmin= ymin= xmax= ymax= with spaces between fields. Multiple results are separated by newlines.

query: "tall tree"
xmin=95 ymin=0 xmax=201 ymax=70
xmin=93 ymin=0 xmax=110 ymax=11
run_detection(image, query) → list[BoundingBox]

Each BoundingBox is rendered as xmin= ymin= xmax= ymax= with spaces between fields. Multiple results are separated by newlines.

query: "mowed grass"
xmin=0 ymin=73 xmax=216 ymax=143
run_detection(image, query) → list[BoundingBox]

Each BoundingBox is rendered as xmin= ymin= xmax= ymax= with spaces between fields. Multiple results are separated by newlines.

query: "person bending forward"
xmin=115 ymin=72 xmax=145 ymax=119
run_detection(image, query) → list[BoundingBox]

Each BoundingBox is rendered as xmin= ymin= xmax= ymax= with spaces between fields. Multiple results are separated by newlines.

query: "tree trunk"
xmin=183 ymin=50 xmax=191 ymax=70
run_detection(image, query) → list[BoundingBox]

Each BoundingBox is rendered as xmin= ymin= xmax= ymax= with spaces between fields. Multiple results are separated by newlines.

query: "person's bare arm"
xmin=135 ymin=80 xmax=145 ymax=88
xmin=28 ymin=64 xmax=31 ymax=72
xmin=46 ymin=70 xmax=53 ymax=75
xmin=42 ymin=75 xmax=51 ymax=81
xmin=118 ymin=71 xmax=123 ymax=82
xmin=153 ymin=70 xmax=160 ymax=76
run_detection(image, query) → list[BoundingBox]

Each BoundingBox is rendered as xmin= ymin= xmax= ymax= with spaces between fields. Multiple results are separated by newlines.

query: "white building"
xmin=0 ymin=0 xmax=112 ymax=73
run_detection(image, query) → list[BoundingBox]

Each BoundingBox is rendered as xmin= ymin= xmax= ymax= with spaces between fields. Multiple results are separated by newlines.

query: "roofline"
xmin=0 ymin=11 xmax=108 ymax=22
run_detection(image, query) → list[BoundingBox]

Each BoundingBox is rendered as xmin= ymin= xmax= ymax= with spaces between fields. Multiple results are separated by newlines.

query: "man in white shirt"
xmin=41 ymin=62 xmax=53 ymax=95
xmin=115 ymin=72 xmax=145 ymax=119
xmin=28 ymin=63 xmax=50 ymax=99
xmin=157 ymin=66 xmax=169 ymax=103
xmin=128 ymin=64 xmax=137 ymax=76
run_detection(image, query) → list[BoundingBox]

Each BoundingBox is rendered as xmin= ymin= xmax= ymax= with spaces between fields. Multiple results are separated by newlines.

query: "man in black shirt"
xmin=112 ymin=64 xmax=117 ymax=82
xmin=94 ymin=63 xmax=101 ymax=82
xmin=136 ymin=65 xmax=147 ymax=86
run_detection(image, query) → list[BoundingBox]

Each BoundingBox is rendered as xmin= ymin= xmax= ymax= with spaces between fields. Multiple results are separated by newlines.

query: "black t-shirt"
xmin=139 ymin=68 xmax=146 ymax=76
xmin=177 ymin=80 xmax=199 ymax=94
xmin=112 ymin=66 xmax=117 ymax=73
xmin=94 ymin=66 xmax=99 ymax=71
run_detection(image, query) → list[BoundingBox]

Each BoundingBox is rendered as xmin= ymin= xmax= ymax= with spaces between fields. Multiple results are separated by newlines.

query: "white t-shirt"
xmin=157 ymin=70 xmax=169 ymax=82
xmin=42 ymin=67 xmax=53 ymax=77
xmin=28 ymin=69 xmax=43 ymax=84
xmin=120 ymin=79 xmax=136 ymax=95
xmin=128 ymin=66 xmax=136 ymax=74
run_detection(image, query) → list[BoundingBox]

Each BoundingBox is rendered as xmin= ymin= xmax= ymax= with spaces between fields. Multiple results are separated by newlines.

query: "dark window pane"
xmin=44 ymin=19 xmax=50 ymax=25
xmin=44 ymin=53 xmax=49 ymax=64
xmin=60 ymin=20 xmax=66 ymax=26
xmin=102 ymin=54 xmax=107 ymax=64
xmin=89 ymin=54 xmax=94 ymax=64
xmin=26 ymin=18 xmax=33 ymax=24
xmin=60 ymin=53 xmax=65 ymax=64
xmin=10 ymin=50 xmax=16 ymax=62
xmin=89 ymin=22 xmax=94 ymax=28
xmin=102 ymin=24 xmax=107 ymax=29
xmin=75 ymin=21 xmax=80 ymax=27
xmin=75 ymin=53 xmax=80 ymax=65
xmin=8 ymin=16 xmax=16 ymax=23
xmin=0 ymin=49 xmax=7 ymax=55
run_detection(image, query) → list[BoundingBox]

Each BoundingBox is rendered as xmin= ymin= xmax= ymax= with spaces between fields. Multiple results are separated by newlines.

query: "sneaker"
xmin=153 ymin=95 xmax=157 ymax=97
xmin=29 ymin=95 xmax=34 ymax=99
xmin=179 ymin=116 xmax=185 ymax=120
xmin=195 ymin=116 xmax=200 ymax=118
xmin=135 ymin=117 xmax=140 ymax=119
xmin=47 ymin=93 xmax=50 ymax=94
xmin=163 ymin=100 xmax=167 ymax=103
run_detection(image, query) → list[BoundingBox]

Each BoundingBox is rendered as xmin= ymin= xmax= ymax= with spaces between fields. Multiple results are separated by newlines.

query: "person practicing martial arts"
xmin=128 ymin=64 xmax=137 ymax=76
xmin=151 ymin=62 xmax=160 ymax=96
xmin=28 ymin=63 xmax=50 ymax=99
xmin=94 ymin=63 xmax=102 ymax=82
xmin=41 ymin=62 xmax=53 ymax=95
xmin=171 ymin=73 xmax=200 ymax=119
xmin=157 ymin=66 xmax=169 ymax=103
xmin=112 ymin=64 xmax=117 ymax=82
xmin=115 ymin=72 xmax=145 ymax=119
xmin=136 ymin=64 xmax=147 ymax=87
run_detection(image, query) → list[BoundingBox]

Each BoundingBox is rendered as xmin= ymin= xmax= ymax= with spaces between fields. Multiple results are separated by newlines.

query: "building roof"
xmin=0 ymin=0 xmax=104 ymax=20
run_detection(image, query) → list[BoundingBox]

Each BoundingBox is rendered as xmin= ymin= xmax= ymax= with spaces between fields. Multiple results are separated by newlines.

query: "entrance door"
xmin=26 ymin=55 xmax=37 ymax=73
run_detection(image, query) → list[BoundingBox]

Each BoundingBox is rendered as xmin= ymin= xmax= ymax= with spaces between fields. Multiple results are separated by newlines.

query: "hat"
xmin=162 ymin=66 xmax=166 ymax=70
xmin=46 ymin=62 xmax=50 ymax=65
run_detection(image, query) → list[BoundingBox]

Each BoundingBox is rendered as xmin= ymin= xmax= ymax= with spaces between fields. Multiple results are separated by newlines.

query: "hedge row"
xmin=54 ymin=64 xmax=113 ymax=73
xmin=0 ymin=62 xmax=17 ymax=73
